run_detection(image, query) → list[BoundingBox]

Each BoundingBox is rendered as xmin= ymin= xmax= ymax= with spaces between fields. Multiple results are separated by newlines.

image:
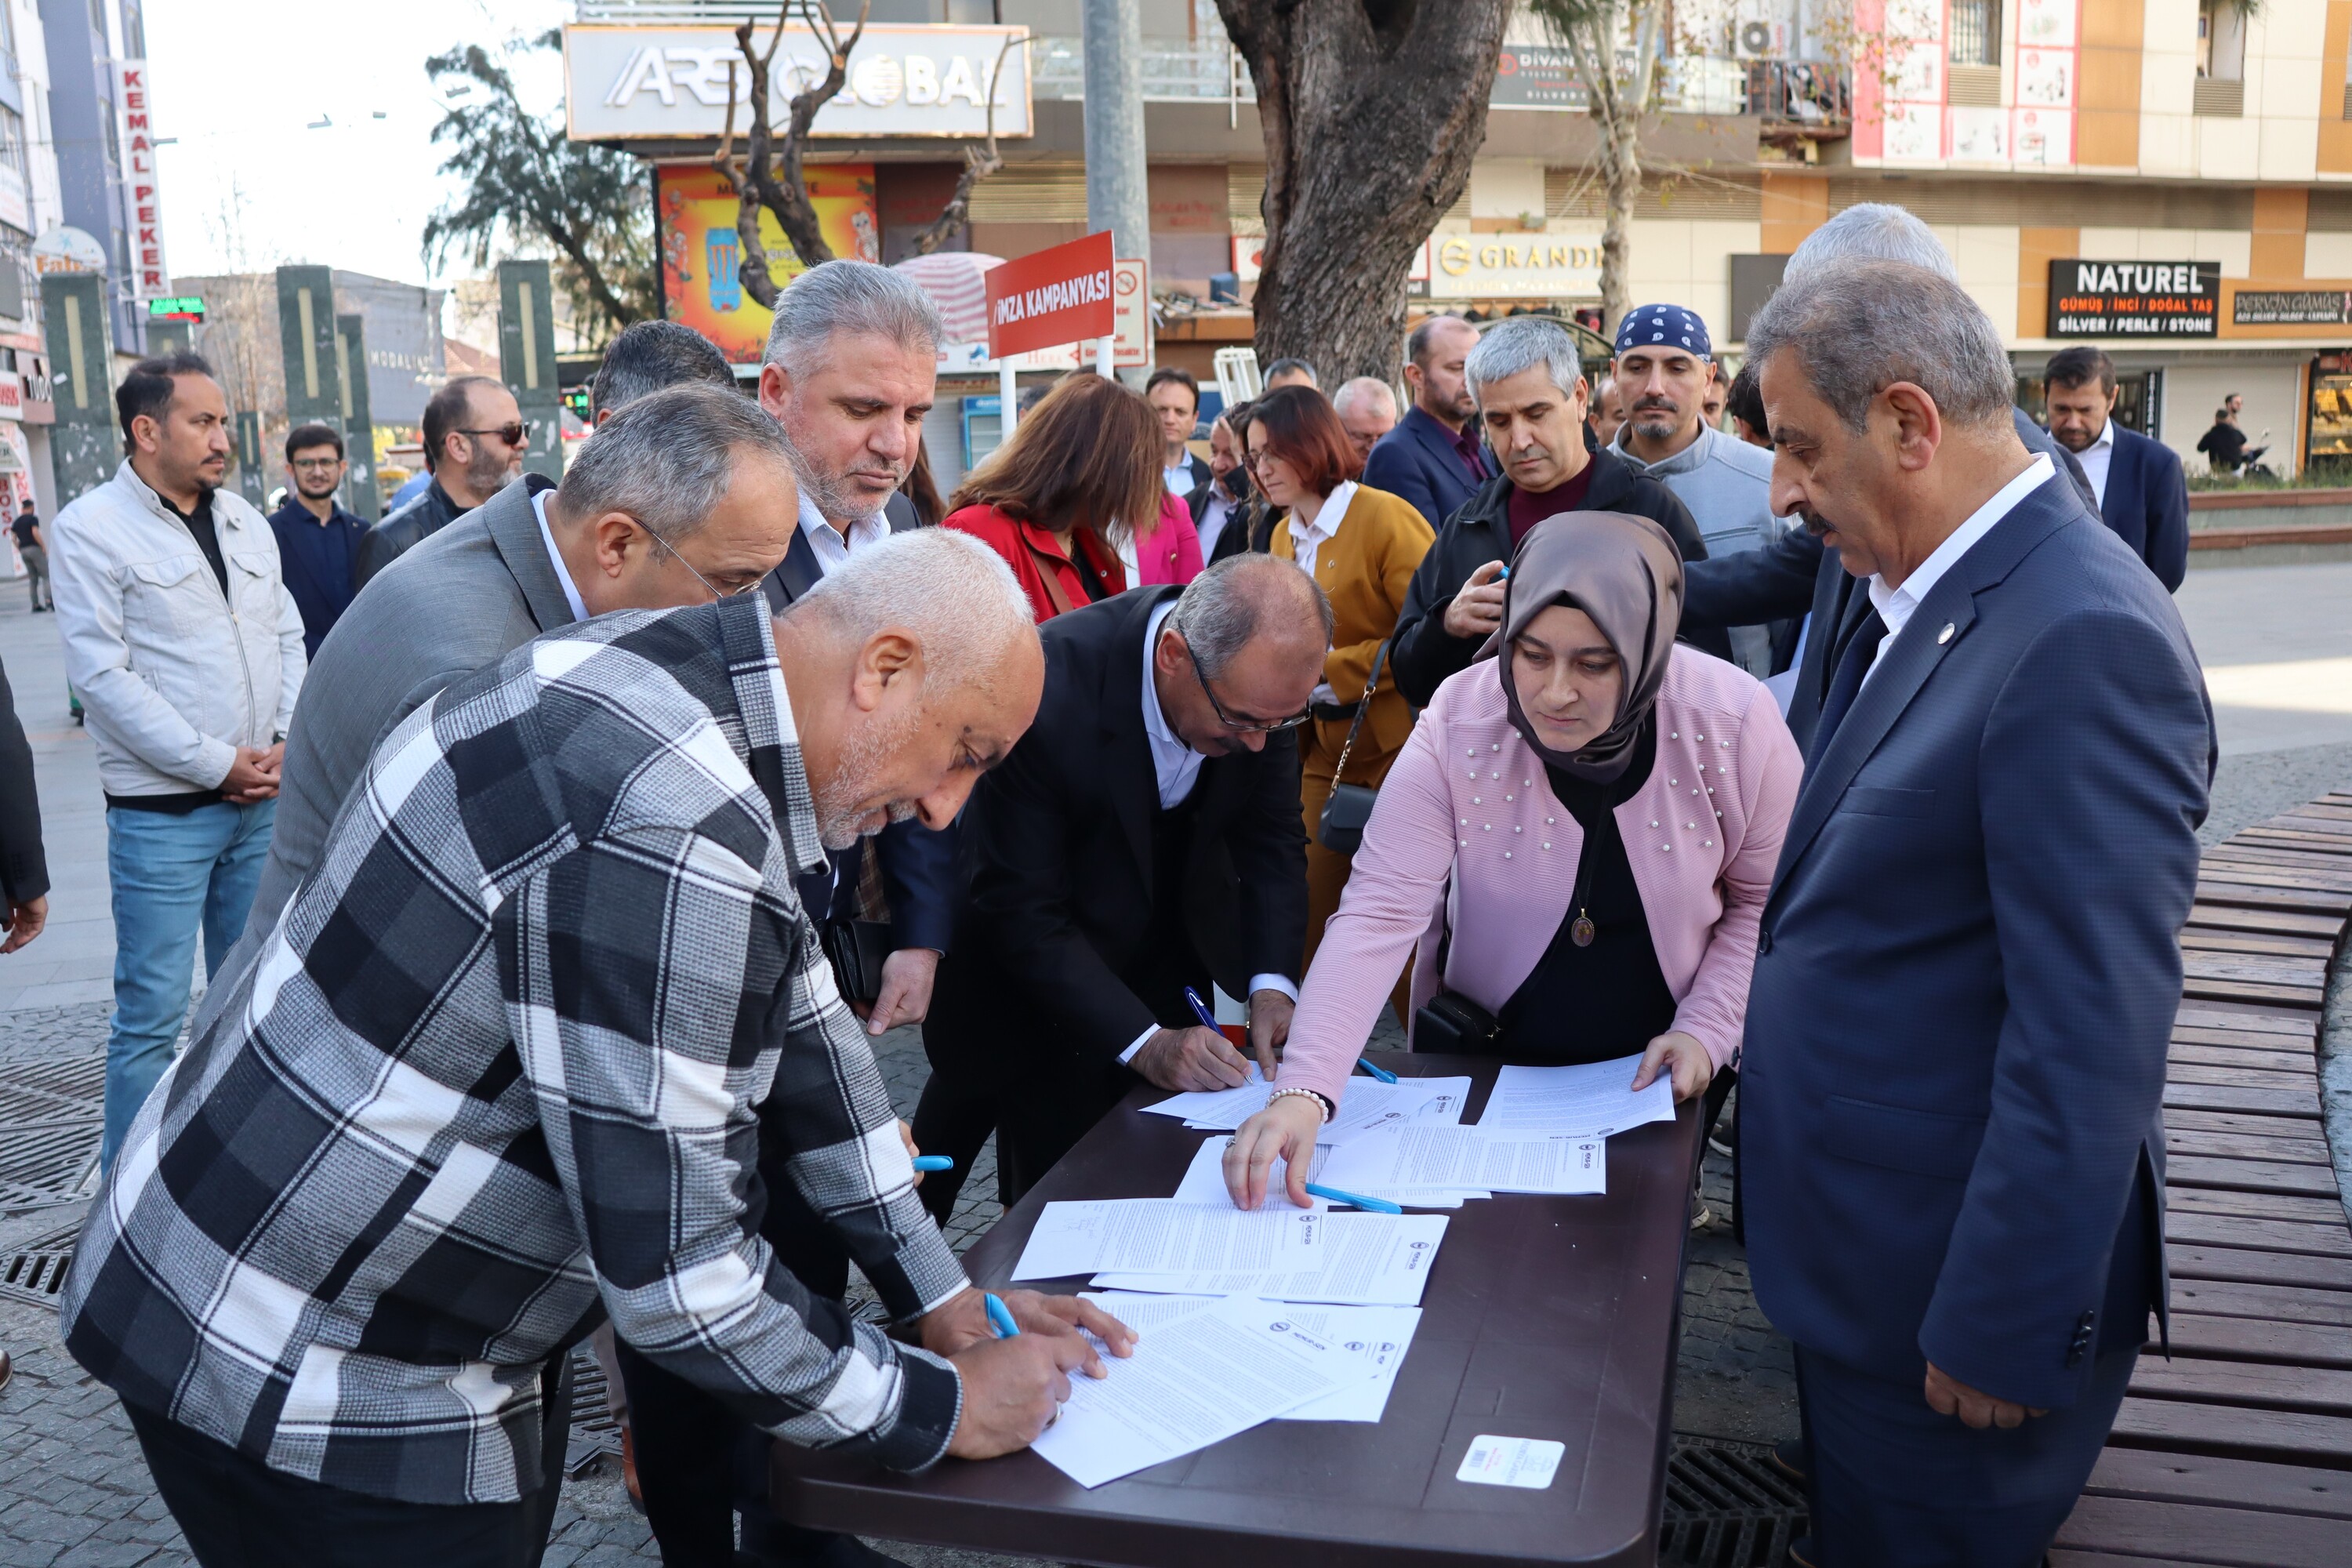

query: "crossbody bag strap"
xmin=1022 ymin=536 xmax=1076 ymax=618
xmin=1328 ymin=636 xmax=1392 ymax=786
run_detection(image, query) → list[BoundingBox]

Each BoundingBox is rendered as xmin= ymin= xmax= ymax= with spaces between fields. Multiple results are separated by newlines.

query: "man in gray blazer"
xmin=198 ymin=385 xmax=800 ymax=1029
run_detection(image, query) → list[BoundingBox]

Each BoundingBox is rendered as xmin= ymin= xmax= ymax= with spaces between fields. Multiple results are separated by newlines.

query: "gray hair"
xmin=1744 ymin=260 xmax=2014 ymax=434
xmin=1465 ymin=315 xmax=1584 ymax=405
xmin=762 ymin=259 xmax=946 ymax=378
xmin=1784 ymin=204 xmax=1957 ymax=286
xmin=1171 ymin=553 xmax=1333 ymax=681
xmin=1332 ymin=376 xmax=1398 ymax=420
xmin=786 ymin=527 xmax=1035 ymax=690
xmin=593 ymin=320 xmax=736 ymax=419
xmin=556 ymin=383 xmax=792 ymax=540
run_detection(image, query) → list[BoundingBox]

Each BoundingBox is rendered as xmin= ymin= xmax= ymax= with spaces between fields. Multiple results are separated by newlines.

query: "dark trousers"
xmin=617 ymin=1175 xmax=857 ymax=1568
xmin=1795 ymin=1344 xmax=2136 ymax=1568
xmin=909 ymin=1065 xmax=996 ymax=1225
xmin=128 ymin=1362 xmax=571 ymax=1568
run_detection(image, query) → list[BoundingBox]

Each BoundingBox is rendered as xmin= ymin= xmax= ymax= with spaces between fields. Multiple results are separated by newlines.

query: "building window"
xmin=0 ymin=107 xmax=26 ymax=183
xmin=2196 ymin=0 xmax=2248 ymax=115
xmin=1950 ymin=1 xmax=2002 ymax=67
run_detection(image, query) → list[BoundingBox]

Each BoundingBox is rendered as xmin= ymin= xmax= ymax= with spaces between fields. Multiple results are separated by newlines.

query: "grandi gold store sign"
xmin=1428 ymin=233 xmax=1605 ymax=299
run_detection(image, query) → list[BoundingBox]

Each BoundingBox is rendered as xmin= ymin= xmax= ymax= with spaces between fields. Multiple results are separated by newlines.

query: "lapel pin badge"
xmin=1936 ymin=622 xmax=1956 ymax=645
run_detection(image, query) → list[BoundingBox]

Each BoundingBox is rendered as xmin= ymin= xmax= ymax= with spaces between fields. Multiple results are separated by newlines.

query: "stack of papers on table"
xmin=1029 ymin=1294 xmax=1392 ymax=1488
xmin=1316 ymin=1123 xmax=1605 ymax=1196
xmin=1170 ymin=1134 xmax=1490 ymax=1210
xmin=1081 ymin=1291 xmax=1422 ymax=1424
xmin=1141 ymin=1069 xmax=1474 ymax=1141
xmin=1091 ymin=1210 xmax=1449 ymax=1305
xmin=1478 ymin=1054 xmax=1675 ymax=1139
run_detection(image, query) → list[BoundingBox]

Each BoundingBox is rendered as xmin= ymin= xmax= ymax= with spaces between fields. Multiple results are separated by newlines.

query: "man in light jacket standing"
xmin=1607 ymin=303 xmax=1783 ymax=674
xmin=49 ymin=351 xmax=305 ymax=1167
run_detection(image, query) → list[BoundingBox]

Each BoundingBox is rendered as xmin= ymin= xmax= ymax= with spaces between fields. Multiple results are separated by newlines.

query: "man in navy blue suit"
xmin=1737 ymin=260 xmax=2213 ymax=1567
xmin=1363 ymin=313 xmax=1488 ymax=528
xmin=2044 ymin=347 xmax=2190 ymax=591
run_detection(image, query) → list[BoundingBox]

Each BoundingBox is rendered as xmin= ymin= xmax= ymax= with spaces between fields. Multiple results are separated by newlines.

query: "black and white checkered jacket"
xmin=60 ymin=595 xmax=969 ymax=1504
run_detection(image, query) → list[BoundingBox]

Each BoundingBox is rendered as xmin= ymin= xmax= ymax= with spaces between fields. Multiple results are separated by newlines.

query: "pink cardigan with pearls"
xmin=1277 ymin=647 xmax=1803 ymax=1109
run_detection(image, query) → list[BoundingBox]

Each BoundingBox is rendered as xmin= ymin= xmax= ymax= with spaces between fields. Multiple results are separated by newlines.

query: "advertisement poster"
xmin=657 ymin=162 xmax=880 ymax=365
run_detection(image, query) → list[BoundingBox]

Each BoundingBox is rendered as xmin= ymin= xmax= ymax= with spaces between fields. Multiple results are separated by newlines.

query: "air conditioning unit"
xmin=1733 ymin=20 xmax=1784 ymax=58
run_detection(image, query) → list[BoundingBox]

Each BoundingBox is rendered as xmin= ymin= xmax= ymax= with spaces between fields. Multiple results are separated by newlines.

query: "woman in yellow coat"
xmin=1247 ymin=385 xmax=1436 ymax=972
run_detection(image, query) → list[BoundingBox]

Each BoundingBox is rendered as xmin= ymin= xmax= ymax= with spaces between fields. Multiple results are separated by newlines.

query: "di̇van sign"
xmin=563 ymin=24 xmax=1033 ymax=142
xmin=2047 ymin=260 xmax=2220 ymax=339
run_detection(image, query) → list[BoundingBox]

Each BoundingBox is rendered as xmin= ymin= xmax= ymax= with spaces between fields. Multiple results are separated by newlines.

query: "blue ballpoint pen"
xmin=1356 ymin=1057 xmax=1399 ymax=1083
xmin=1303 ymin=1182 xmax=1403 ymax=1215
xmin=983 ymin=1293 xmax=1022 ymax=1338
xmin=911 ymin=1155 xmax=953 ymax=1172
xmin=1181 ymin=985 xmax=1221 ymax=1033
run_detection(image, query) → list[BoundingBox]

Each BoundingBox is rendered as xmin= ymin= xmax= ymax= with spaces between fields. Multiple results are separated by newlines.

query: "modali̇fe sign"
xmin=2047 ymin=260 xmax=2219 ymax=338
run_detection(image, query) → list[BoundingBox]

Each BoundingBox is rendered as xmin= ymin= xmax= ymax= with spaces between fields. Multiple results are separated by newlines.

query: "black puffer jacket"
xmin=356 ymin=478 xmax=472 ymax=588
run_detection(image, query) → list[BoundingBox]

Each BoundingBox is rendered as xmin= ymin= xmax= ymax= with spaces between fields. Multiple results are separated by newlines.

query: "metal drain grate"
xmin=0 ymin=1054 xmax=104 ymax=1124
xmin=1658 ymin=1434 xmax=1809 ymax=1567
xmin=565 ymin=1343 xmax=625 ymax=1478
xmin=0 ymin=1221 xmax=83 ymax=1308
xmin=0 ymin=1120 xmax=101 ymax=1213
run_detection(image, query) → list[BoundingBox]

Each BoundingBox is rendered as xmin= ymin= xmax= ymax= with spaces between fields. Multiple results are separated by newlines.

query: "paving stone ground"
xmin=2 ymin=735 xmax=2339 ymax=1564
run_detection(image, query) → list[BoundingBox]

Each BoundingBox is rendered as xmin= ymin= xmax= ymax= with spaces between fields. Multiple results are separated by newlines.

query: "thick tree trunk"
xmin=1218 ymin=1 xmax=1511 ymax=385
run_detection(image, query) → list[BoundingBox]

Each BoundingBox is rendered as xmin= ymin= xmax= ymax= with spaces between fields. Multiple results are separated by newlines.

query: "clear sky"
xmin=147 ymin=0 xmax=569 ymax=289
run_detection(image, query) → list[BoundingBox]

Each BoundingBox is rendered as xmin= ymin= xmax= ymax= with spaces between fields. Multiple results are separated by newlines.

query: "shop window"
xmin=2307 ymin=358 xmax=2352 ymax=473
xmin=2197 ymin=1 xmax=2248 ymax=116
xmin=2013 ymin=370 xmax=2159 ymax=440
xmin=1951 ymin=0 xmax=2002 ymax=67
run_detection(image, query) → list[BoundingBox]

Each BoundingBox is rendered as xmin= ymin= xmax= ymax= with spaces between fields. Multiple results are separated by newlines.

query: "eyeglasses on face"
xmin=459 ymin=422 xmax=532 ymax=448
xmin=289 ymin=456 xmax=343 ymax=472
xmin=1184 ymin=640 xmax=1312 ymax=733
xmin=645 ymin=525 xmax=766 ymax=600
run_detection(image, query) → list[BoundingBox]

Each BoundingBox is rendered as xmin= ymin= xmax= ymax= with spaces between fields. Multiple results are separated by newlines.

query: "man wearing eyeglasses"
xmin=917 ymin=554 xmax=1325 ymax=1207
xmin=267 ymin=423 xmax=370 ymax=658
xmin=194 ymin=384 xmax=800 ymax=1050
xmin=356 ymin=374 xmax=529 ymax=586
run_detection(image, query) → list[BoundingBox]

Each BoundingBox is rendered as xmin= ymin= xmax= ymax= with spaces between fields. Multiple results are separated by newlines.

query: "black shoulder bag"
xmin=1315 ymin=638 xmax=1392 ymax=855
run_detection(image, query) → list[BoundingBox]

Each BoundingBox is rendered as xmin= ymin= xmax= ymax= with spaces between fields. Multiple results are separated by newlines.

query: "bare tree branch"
xmin=905 ymin=31 xmax=1024 ymax=257
xmin=713 ymin=1 xmax=871 ymax=308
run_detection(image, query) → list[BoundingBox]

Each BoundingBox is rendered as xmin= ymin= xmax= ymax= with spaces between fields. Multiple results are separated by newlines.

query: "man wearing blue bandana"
xmin=1607 ymin=304 xmax=1784 ymax=677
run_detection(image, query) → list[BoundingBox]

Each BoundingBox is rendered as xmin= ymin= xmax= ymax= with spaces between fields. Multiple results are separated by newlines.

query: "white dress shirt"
xmin=1163 ymin=459 xmax=1196 ymax=496
xmin=1861 ymin=452 xmax=2052 ymax=688
xmin=534 ymin=489 xmax=589 ymax=622
xmin=1120 ymin=599 xmax=1300 ymax=1063
xmin=800 ymin=489 xmax=891 ymax=572
xmin=1283 ymin=478 xmax=1358 ymax=579
xmin=1195 ymin=490 xmax=1236 ymax=560
xmin=2074 ymin=418 xmax=2115 ymax=510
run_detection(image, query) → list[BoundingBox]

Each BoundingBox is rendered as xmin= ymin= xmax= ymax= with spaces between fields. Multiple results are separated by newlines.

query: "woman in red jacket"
xmin=944 ymin=373 xmax=1165 ymax=620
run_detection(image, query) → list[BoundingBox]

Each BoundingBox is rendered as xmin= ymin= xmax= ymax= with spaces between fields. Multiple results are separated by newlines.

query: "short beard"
xmin=465 ymin=443 xmax=515 ymax=499
xmin=794 ymin=453 xmax=897 ymax=529
xmin=1629 ymin=406 xmax=1684 ymax=443
xmin=813 ymin=705 xmax=922 ymax=851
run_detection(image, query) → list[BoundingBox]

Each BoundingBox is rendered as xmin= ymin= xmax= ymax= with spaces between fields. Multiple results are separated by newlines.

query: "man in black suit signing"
xmin=917 ymin=554 xmax=1326 ymax=1210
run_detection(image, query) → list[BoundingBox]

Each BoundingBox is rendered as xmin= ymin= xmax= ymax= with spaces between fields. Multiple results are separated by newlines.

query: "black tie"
xmin=1812 ymin=609 xmax=1889 ymax=760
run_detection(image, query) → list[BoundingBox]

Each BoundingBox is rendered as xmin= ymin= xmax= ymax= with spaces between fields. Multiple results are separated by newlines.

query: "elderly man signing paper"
xmin=59 ymin=529 xmax=1133 ymax=1568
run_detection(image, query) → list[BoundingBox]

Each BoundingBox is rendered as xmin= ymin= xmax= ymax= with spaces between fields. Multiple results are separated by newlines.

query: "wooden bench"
xmin=2053 ymin=791 xmax=2352 ymax=1566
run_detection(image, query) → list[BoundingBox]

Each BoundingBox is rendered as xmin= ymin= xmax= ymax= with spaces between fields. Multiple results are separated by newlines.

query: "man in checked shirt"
xmin=59 ymin=526 xmax=1131 ymax=1567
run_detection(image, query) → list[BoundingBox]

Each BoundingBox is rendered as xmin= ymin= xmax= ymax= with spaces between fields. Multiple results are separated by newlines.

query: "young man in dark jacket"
xmin=1390 ymin=314 xmax=1722 ymax=708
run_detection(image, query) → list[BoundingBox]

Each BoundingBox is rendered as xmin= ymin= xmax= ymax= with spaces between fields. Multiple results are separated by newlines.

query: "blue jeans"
xmin=103 ymin=800 xmax=276 ymax=1167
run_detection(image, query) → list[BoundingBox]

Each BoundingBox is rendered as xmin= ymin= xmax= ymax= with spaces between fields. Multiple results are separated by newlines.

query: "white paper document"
xmin=1170 ymin=1134 xmax=1486 ymax=1210
xmin=1146 ymin=1070 xmax=1474 ymax=1142
xmin=1479 ymin=1054 xmax=1675 ymax=1139
xmin=1010 ymin=1200 xmax=1323 ymax=1281
xmin=1318 ymin=1123 xmax=1606 ymax=1196
xmin=1457 ymin=1434 xmax=1566 ymax=1489
xmin=1093 ymin=1211 xmax=1448 ymax=1305
xmin=1082 ymin=1291 xmax=1422 ymax=1423
xmin=1028 ymin=1294 xmax=1365 ymax=1487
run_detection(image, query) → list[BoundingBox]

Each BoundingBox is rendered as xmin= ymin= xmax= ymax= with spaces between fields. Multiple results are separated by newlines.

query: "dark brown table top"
xmin=774 ymin=1053 xmax=1702 ymax=1568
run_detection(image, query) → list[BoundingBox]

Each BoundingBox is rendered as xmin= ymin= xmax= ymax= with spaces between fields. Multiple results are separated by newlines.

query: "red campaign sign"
xmin=985 ymin=230 xmax=1115 ymax=359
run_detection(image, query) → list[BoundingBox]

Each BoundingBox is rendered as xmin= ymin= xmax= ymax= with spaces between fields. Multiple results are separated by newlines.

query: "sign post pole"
xmin=1095 ymin=335 xmax=1113 ymax=378
xmin=1000 ymin=358 xmax=1018 ymax=439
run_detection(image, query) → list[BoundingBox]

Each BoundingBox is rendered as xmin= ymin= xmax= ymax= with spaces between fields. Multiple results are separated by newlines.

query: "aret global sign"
xmin=562 ymin=24 xmax=1034 ymax=142
xmin=2047 ymin=259 xmax=2219 ymax=339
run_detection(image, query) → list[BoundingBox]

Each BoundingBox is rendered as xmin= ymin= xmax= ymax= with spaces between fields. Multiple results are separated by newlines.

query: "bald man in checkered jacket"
xmin=60 ymin=535 xmax=1131 ymax=1568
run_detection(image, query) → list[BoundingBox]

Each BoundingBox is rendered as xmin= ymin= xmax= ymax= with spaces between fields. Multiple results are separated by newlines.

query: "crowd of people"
xmin=0 ymin=199 xmax=2220 ymax=1568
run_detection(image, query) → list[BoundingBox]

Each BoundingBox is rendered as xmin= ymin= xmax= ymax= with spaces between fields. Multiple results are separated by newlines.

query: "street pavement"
xmin=2 ymin=556 xmax=2347 ymax=1565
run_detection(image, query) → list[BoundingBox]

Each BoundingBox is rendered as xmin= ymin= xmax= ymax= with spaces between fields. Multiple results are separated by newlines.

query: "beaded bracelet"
xmin=1269 ymin=1085 xmax=1334 ymax=1123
